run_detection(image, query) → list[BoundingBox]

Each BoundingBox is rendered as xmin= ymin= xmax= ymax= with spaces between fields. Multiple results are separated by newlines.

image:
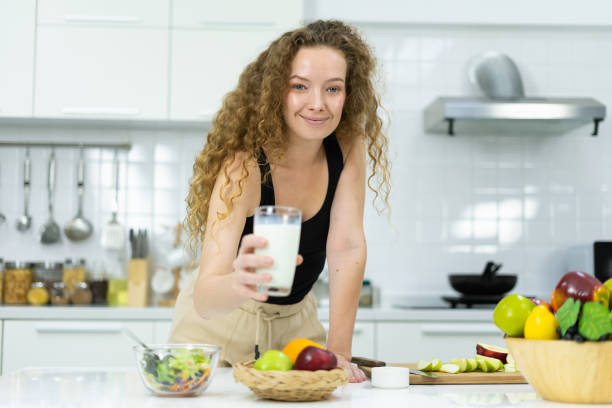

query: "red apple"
xmin=295 ymin=346 xmax=337 ymax=371
xmin=529 ymin=297 xmax=554 ymax=313
xmin=551 ymin=271 xmax=610 ymax=312
xmin=476 ymin=343 xmax=508 ymax=364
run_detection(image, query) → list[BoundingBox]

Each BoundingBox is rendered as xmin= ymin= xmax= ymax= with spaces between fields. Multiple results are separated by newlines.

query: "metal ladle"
xmin=16 ymin=149 xmax=32 ymax=232
xmin=40 ymin=150 xmax=61 ymax=244
xmin=64 ymin=148 xmax=93 ymax=241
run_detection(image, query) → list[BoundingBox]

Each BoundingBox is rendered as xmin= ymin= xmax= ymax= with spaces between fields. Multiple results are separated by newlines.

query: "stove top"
xmin=441 ymin=295 xmax=503 ymax=309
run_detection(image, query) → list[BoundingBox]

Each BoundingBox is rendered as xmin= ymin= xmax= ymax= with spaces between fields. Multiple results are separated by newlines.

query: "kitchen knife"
xmin=351 ymin=356 xmax=438 ymax=379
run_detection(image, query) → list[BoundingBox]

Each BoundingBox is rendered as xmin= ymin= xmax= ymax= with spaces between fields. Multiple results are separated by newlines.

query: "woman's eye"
xmin=292 ymin=84 xmax=306 ymax=90
xmin=327 ymin=87 xmax=341 ymax=93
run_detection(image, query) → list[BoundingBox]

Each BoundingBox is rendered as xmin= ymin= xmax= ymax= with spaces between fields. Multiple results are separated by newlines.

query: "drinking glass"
xmin=253 ymin=206 xmax=301 ymax=296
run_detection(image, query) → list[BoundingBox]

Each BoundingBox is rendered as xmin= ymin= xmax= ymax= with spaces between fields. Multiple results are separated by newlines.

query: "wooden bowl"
xmin=505 ymin=337 xmax=612 ymax=404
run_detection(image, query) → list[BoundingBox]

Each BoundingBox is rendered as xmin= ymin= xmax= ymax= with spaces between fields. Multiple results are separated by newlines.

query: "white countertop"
xmin=0 ymin=366 xmax=604 ymax=408
xmin=0 ymin=304 xmax=496 ymax=321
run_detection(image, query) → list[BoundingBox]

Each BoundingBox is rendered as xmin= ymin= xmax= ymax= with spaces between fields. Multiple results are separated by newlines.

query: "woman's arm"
xmin=192 ymin=154 xmax=272 ymax=319
xmin=326 ymin=137 xmax=367 ymax=381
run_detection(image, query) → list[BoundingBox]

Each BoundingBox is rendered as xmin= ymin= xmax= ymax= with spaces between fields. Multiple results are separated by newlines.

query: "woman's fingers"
xmin=233 ymin=253 xmax=273 ymax=271
xmin=238 ymin=234 xmax=267 ymax=254
xmin=296 ymin=254 xmax=303 ymax=265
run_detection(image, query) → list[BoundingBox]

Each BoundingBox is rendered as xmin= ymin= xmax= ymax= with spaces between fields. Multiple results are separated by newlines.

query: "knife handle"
xmin=351 ymin=356 xmax=386 ymax=367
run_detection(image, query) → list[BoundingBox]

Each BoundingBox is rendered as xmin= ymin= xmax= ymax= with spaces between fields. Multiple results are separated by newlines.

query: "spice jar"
xmin=71 ymin=282 xmax=93 ymax=305
xmin=0 ymin=258 xmax=4 ymax=304
xmin=358 ymin=280 xmax=374 ymax=307
xmin=4 ymin=262 xmax=33 ymax=304
xmin=27 ymin=282 xmax=50 ymax=306
xmin=89 ymin=262 xmax=108 ymax=305
xmin=63 ymin=258 xmax=86 ymax=296
xmin=33 ymin=261 xmax=63 ymax=291
xmin=50 ymin=282 xmax=69 ymax=305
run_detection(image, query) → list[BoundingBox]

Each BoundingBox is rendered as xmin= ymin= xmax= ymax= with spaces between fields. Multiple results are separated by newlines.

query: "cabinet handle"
xmin=36 ymin=323 xmax=123 ymax=334
xmin=198 ymin=20 xmax=275 ymax=27
xmin=64 ymin=15 xmax=142 ymax=24
xmin=62 ymin=107 xmax=140 ymax=116
xmin=421 ymin=324 xmax=499 ymax=335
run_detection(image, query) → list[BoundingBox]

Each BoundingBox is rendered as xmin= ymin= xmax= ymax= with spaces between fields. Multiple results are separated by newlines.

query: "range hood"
xmin=424 ymin=97 xmax=606 ymax=136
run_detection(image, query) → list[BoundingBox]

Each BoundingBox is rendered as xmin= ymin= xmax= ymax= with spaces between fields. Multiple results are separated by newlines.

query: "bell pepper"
xmin=551 ymin=271 xmax=610 ymax=312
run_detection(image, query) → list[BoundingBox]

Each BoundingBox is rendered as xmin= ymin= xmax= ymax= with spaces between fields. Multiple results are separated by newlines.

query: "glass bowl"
xmin=133 ymin=344 xmax=221 ymax=396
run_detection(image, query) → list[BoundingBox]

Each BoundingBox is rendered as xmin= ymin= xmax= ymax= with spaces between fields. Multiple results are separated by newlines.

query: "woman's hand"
xmin=230 ymin=234 xmax=302 ymax=302
xmin=335 ymin=354 xmax=366 ymax=383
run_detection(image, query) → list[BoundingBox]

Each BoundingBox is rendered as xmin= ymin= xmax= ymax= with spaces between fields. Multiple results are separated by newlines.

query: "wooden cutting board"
xmin=360 ymin=363 xmax=527 ymax=385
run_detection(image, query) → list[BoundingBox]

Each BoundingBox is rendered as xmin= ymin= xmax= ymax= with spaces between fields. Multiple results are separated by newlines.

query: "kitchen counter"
xmin=0 ymin=303 xmax=496 ymax=321
xmin=0 ymin=366 xmax=602 ymax=408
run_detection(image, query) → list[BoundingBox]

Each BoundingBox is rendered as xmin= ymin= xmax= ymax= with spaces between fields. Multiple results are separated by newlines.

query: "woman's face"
xmin=283 ymin=46 xmax=347 ymax=143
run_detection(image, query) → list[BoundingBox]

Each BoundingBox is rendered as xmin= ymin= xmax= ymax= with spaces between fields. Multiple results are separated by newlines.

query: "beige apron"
xmin=168 ymin=275 xmax=327 ymax=366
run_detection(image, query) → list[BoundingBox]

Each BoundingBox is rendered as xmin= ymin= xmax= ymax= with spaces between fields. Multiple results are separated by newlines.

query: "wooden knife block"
xmin=128 ymin=259 xmax=149 ymax=307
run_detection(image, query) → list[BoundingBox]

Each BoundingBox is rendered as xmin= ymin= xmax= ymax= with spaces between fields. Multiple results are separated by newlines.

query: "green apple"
xmin=440 ymin=363 xmax=460 ymax=374
xmin=493 ymin=294 xmax=536 ymax=337
xmin=466 ymin=358 xmax=478 ymax=372
xmin=253 ymin=350 xmax=293 ymax=371
xmin=417 ymin=360 xmax=432 ymax=371
xmin=430 ymin=358 xmax=442 ymax=371
xmin=450 ymin=358 xmax=468 ymax=373
xmin=476 ymin=355 xmax=503 ymax=371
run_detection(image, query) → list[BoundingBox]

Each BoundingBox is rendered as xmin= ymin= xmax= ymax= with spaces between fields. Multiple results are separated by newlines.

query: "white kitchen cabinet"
xmin=169 ymin=29 xmax=276 ymax=120
xmin=376 ymin=321 xmax=504 ymax=363
xmin=37 ymin=0 xmax=168 ymax=27
xmin=0 ymin=0 xmax=35 ymax=117
xmin=172 ymin=0 xmax=302 ymax=28
xmin=1 ymin=320 xmax=154 ymax=375
xmin=34 ymin=26 xmax=168 ymax=120
xmin=321 ymin=321 xmax=376 ymax=359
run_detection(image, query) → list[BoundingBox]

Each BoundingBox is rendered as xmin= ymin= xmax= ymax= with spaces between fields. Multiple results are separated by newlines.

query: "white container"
xmin=371 ymin=367 xmax=410 ymax=389
xmin=253 ymin=206 xmax=301 ymax=297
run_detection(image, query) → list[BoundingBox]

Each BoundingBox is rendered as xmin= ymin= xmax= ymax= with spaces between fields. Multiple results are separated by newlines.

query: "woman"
xmin=169 ymin=20 xmax=390 ymax=383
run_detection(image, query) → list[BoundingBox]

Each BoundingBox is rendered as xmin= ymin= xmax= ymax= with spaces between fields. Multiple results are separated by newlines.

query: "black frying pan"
xmin=449 ymin=261 xmax=517 ymax=296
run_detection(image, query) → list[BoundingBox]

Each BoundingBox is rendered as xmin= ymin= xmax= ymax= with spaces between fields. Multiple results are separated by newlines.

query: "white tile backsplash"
xmin=2 ymin=23 xmax=612 ymax=302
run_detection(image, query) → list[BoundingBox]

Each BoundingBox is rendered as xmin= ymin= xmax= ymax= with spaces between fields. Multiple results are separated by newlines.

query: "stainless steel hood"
xmin=424 ymin=97 xmax=606 ymax=136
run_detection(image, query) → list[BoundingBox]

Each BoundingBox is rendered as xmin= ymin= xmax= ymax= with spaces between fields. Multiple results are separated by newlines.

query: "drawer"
xmin=377 ymin=322 xmax=504 ymax=363
xmin=37 ymin=0 xmax=169 ymax=27
xmin=2 ymin=320 xmax=154 ymax=374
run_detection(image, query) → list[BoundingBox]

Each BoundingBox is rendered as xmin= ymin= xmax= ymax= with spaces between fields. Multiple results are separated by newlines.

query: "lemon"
xmin=524 ymin=304 xmax=560 ymax=340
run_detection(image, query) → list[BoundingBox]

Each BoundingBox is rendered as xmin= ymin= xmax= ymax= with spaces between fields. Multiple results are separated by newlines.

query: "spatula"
xmin=101 ymin=150 xmax=124 ymax=250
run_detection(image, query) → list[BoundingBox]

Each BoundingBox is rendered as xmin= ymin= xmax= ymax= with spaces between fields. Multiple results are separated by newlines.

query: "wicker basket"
xmin=233 ymin=360 xmax=349 ymax=401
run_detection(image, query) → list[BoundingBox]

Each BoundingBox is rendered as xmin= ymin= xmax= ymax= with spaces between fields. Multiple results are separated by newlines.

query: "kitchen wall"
xmin=360 ymin=24 xmax=612 ymax=298
xmin=2 ymin=22 xmax=612 ymax=300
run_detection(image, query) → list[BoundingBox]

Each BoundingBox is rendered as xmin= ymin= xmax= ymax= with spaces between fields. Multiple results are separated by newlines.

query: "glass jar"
xmin=0 ymin=258 xmax=4 ymax=304
xmin=33 ymin=261 xmax=63 ymax=291
xmin=27 ymin=282 xmax=50 ymax=306
xmin=4 ymin=262 xmax=33 ymax=304
xmin=50 ymin=282 xmax=69 ymax=306
xmin=71 ymin=282 xmax=93 ymax=305
xmin=89 ymin=262 xmax=108 ymax=305
xmin=359 ymin=280 xmax=374 ymax=307
xmin=63 ymin=258 xmax=86 ymax=297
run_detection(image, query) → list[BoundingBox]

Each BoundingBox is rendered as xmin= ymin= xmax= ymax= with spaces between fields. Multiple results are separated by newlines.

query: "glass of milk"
xmin=253 ymin=205 xmax=301 ymax=296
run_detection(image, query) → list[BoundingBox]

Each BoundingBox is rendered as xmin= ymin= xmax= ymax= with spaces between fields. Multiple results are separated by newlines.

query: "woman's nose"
xmin=307 ymin=89 xmax=324 ymax=110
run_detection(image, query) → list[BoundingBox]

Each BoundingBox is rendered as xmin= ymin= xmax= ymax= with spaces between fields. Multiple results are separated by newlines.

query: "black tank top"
xmin=241 ymin=134 xmax=344 ymax=305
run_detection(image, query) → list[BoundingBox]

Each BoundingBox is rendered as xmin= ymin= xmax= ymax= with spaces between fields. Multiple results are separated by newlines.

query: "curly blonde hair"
xmin=185 ymin=20 xmax=390 ymax=250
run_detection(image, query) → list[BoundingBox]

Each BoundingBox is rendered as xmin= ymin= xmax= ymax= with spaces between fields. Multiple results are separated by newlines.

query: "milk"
xmin=254 ymin=223 xmax=301 ymax=296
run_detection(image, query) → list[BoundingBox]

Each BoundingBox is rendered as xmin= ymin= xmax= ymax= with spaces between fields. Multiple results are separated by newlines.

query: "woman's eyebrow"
xmin=289 ymin=75 xmax=345 ymax=83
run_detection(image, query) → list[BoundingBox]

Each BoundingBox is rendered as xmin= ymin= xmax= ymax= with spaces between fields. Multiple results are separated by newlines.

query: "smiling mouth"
xmin=299 ymin=115 xmax=329 ymax=125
